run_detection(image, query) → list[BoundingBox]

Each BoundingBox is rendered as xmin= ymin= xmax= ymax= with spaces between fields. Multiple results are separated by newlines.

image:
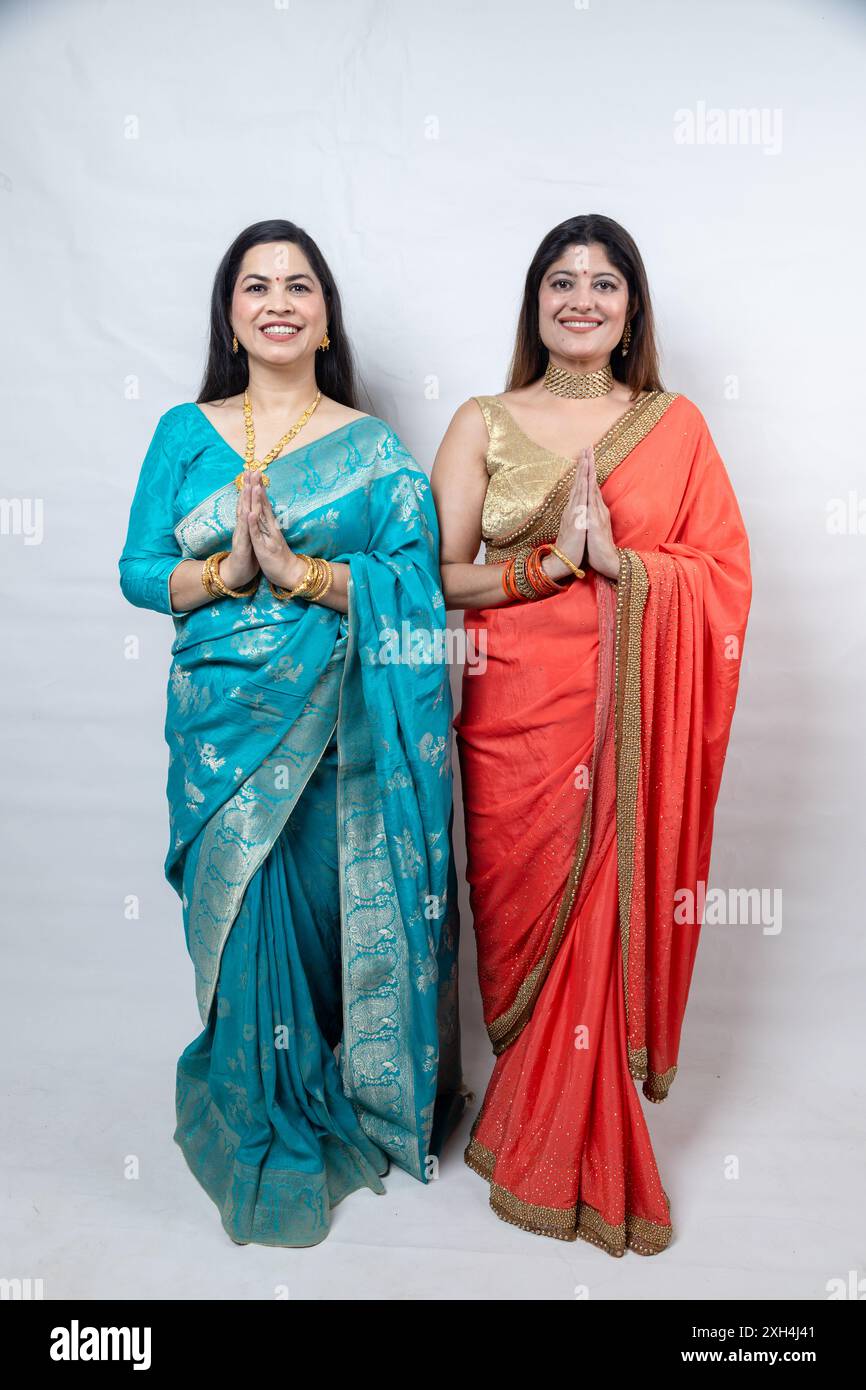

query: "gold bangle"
xmin=309 ymin=557 xmax=334 ymax=601
xmin=201 ymin=551 xmax=225 ymax=597
xmin=203 ymin=549 xmax=258 ymax=598
xmin=548 ymin=544 xmax=585 ymax=580
xmin=306 ymin=557 xmax=327 ymax=599
xmin=220 ymin=571 xmax=259 ymax=597
xmin=291 ymin=554 xmax=318 ymax=598
xmin=270 ymin=555 xmax=335 ymax=603
xmin=270 ymin=553 xmax=314 ymax=601
xmin=203 ymin=550 xmax=232 ymax=597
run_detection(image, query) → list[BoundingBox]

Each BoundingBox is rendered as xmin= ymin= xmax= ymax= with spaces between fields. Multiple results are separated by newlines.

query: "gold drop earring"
xmin=232 ymin=333 xmax=239 ymax=354
xmin=318 ymin=329 xmax=330 ymax=351
xmin=621 ymin=320 xmax=632 ymax=357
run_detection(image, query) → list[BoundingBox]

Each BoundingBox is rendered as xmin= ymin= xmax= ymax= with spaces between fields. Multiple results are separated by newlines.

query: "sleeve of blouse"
xmin=118 ymin=408 xmax=188 ymax=616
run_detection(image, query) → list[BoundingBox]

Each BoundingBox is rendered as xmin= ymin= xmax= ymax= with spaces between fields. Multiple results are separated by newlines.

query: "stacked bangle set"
xmin=502 ymin=542 xmax=586 ymax=602
xmin=200 ymin=550 xmax=334 ymax=603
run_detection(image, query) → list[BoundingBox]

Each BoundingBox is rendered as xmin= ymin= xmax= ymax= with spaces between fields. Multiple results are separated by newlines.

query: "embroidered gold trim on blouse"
xmin=464 ymin=1132 xmax=673 ymax=1256
xmin=477 ymin=390 xmax=679 ymax=567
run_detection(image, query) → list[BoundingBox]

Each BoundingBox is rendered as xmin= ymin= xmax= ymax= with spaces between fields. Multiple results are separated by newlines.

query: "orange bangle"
xmin=523 ymin=547 xmax=541 ymax=595
xmin=527 ymin=544 xmax=566 ymax=596
xmin=502 ymin=557 xmax=523 ymax=601
xmin=538 ymin=544 xmax=569 ymax=592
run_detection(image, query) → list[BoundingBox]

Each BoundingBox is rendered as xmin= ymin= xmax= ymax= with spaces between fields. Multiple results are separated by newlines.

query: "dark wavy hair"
xmin=506 ymin=214 xmax=664 ymax=397
xmin=196 ymin=219 xmax=359 ymax=408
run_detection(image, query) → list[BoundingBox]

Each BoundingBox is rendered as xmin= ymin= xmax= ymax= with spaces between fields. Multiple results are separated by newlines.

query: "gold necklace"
xmin=233 ymin=388 xmax=323 ymax=491
xmin=543 ymin=360 xmax=613 ymax=399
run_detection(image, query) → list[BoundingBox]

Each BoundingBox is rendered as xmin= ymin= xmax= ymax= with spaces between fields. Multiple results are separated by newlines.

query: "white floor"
xmin=4 ymin=909 xmax=862 ymax=1301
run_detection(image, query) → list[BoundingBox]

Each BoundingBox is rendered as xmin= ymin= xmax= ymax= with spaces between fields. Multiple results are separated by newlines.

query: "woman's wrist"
xmin=607 ymin=547 xmax=625 ymax=582
xmin=277 ymin=552 xmax=310 ymax=590
xmin=541 ymin=553 xmax=571 ymax=583
xmin=218 ymin=554 xmax=258 ymax=590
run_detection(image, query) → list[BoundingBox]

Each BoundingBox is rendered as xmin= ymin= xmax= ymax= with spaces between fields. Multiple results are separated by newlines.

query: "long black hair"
xmin=196 ymin=219 xmax=359 ymax=408
xmin=506 ymin=213 xmax=664 ymax=397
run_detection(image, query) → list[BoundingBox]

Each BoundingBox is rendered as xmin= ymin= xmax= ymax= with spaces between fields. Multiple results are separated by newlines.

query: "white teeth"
xmin=261 ymin=326 xmax=300 ymax=335
xmin=562 ymin=320 xmax=600 ymax=327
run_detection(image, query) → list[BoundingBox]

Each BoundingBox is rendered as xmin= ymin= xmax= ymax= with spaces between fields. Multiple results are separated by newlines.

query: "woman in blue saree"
xmin=118 ymin=219 xmax=465 ymax=1247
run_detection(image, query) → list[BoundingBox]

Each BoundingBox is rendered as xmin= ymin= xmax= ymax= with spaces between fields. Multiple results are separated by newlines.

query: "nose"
xmin=268 ymin=284 xmax=297 ymax=314
xmin=569 ymin=279 xmax=595 ymax=313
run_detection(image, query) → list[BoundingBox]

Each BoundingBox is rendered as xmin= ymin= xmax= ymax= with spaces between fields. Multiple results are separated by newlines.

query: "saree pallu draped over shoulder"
xmin=454 ymin=391 xmax=751 ymax=1256
xmin=118 ymin=408 xmax=465 ymax=1246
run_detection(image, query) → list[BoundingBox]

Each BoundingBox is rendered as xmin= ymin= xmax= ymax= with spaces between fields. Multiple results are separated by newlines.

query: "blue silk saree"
xmin=118 ymin=404 xmax=465 ymax=1246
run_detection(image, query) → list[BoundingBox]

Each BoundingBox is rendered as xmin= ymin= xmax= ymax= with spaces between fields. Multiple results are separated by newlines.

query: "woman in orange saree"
xmin=431 ymin=215 xmax=751 ymax=1257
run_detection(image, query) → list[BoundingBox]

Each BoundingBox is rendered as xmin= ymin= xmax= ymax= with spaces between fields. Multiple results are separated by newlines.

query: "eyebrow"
xmin=240 ymin=272 xmax=314 ymax=284
xmin=547 ymin=267 xmax=620 ymax=278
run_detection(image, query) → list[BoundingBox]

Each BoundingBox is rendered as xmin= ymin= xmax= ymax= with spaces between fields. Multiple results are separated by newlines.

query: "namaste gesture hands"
xmin=553 ymin=446 xmax=620 ymax=582
xmin=219 ymin=471 xmax=307 ymax=593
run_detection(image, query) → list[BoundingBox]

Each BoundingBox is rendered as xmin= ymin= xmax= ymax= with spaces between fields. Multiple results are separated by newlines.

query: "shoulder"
xmin=318 ymin=402 xmax=375 ymax=435
xmin=347 ymin=412 xmax=396 ymax=442
xmin=154 ymin=401 xmax=197 ymax=441
xmin=659 ymin=390 xmax=706 ymax=430
xmin=139 ymin=404 xmax=194 ymax=466
xmin=335 ymin=405 xmax=374 ymax=426
xmin=317 ymin=407 xmax=405 ymax=454
xmin=656 ymin=393 xmax=730 ymax=480
xmin=442 ymin=396 xmax=496 ymax=439
xmin=353 ymin=415 xmax=421 ymax=469
xmin=639 ymin=390 xmax=714 ymax=446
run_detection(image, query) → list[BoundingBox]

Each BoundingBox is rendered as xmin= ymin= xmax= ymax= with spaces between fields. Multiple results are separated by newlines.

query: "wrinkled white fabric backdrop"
xmin=2 ymin=0 xmax=864 ymax=1301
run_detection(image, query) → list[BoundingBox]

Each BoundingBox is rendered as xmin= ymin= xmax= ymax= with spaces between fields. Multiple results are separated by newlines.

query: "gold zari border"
xmin=614 ymin=545 xmax=648 ymax=1072
xmin=643 ymin=1064 xmax=678 ymax=1103
xmin=464 ymin=1136 xmax=672 ymax=1257
xmin=614 ymin=551 xmax=678 ymax=1104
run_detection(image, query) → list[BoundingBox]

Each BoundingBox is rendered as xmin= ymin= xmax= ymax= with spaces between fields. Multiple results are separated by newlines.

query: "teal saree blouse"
xmin=118 ymin=403 xmax=465 ymax=1245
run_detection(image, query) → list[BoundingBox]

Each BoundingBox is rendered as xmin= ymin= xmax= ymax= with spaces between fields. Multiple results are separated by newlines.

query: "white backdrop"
xmin=2 ymin=0 xmax=864 ymax=1301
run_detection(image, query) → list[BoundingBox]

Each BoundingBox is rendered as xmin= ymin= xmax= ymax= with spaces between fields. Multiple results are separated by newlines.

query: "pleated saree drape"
xmin=119 ymin=404 xmax=465 ymax=1246
xmin=454 ymin=390 xmax=751 ymax=1256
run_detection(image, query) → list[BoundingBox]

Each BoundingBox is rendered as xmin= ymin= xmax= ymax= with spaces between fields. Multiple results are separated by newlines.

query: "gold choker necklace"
xmin=543 ymin=360 xmax=613 ymax=399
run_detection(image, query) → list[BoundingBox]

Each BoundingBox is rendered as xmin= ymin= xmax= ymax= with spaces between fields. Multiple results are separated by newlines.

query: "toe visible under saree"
xmin=119 ymin=405 xmax=466 ymax=1246
xmin=454 ymin=390 xmax=752 ymax=1256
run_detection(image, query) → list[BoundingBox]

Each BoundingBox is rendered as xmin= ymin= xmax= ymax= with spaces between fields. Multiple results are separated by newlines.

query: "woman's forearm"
xmin=441 ymin=554 xmax=573 ymax=611
xmin=440 ymin=561 xmax=510 ymax=610
xmin=168 ymin=560 xmax=214 ymax=613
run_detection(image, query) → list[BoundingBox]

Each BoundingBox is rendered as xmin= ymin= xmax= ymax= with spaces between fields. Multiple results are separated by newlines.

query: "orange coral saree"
xmin=454 ymin=390 xmax=751 ymax=1256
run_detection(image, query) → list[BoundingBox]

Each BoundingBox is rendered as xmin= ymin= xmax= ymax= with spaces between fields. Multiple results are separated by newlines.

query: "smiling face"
xmin=230 ymin=241 xmax=328 ymax=362
xmin=538 ymin=241 xmax=630 ymax=369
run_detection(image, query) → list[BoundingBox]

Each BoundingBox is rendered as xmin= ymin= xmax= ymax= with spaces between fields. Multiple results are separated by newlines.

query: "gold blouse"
xmin=474 ymin=390 xmax=679 ymax=565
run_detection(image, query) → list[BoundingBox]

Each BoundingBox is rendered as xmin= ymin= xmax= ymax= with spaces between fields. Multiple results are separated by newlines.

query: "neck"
xmin=245 ymin=359 xmax=320 ymax=412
